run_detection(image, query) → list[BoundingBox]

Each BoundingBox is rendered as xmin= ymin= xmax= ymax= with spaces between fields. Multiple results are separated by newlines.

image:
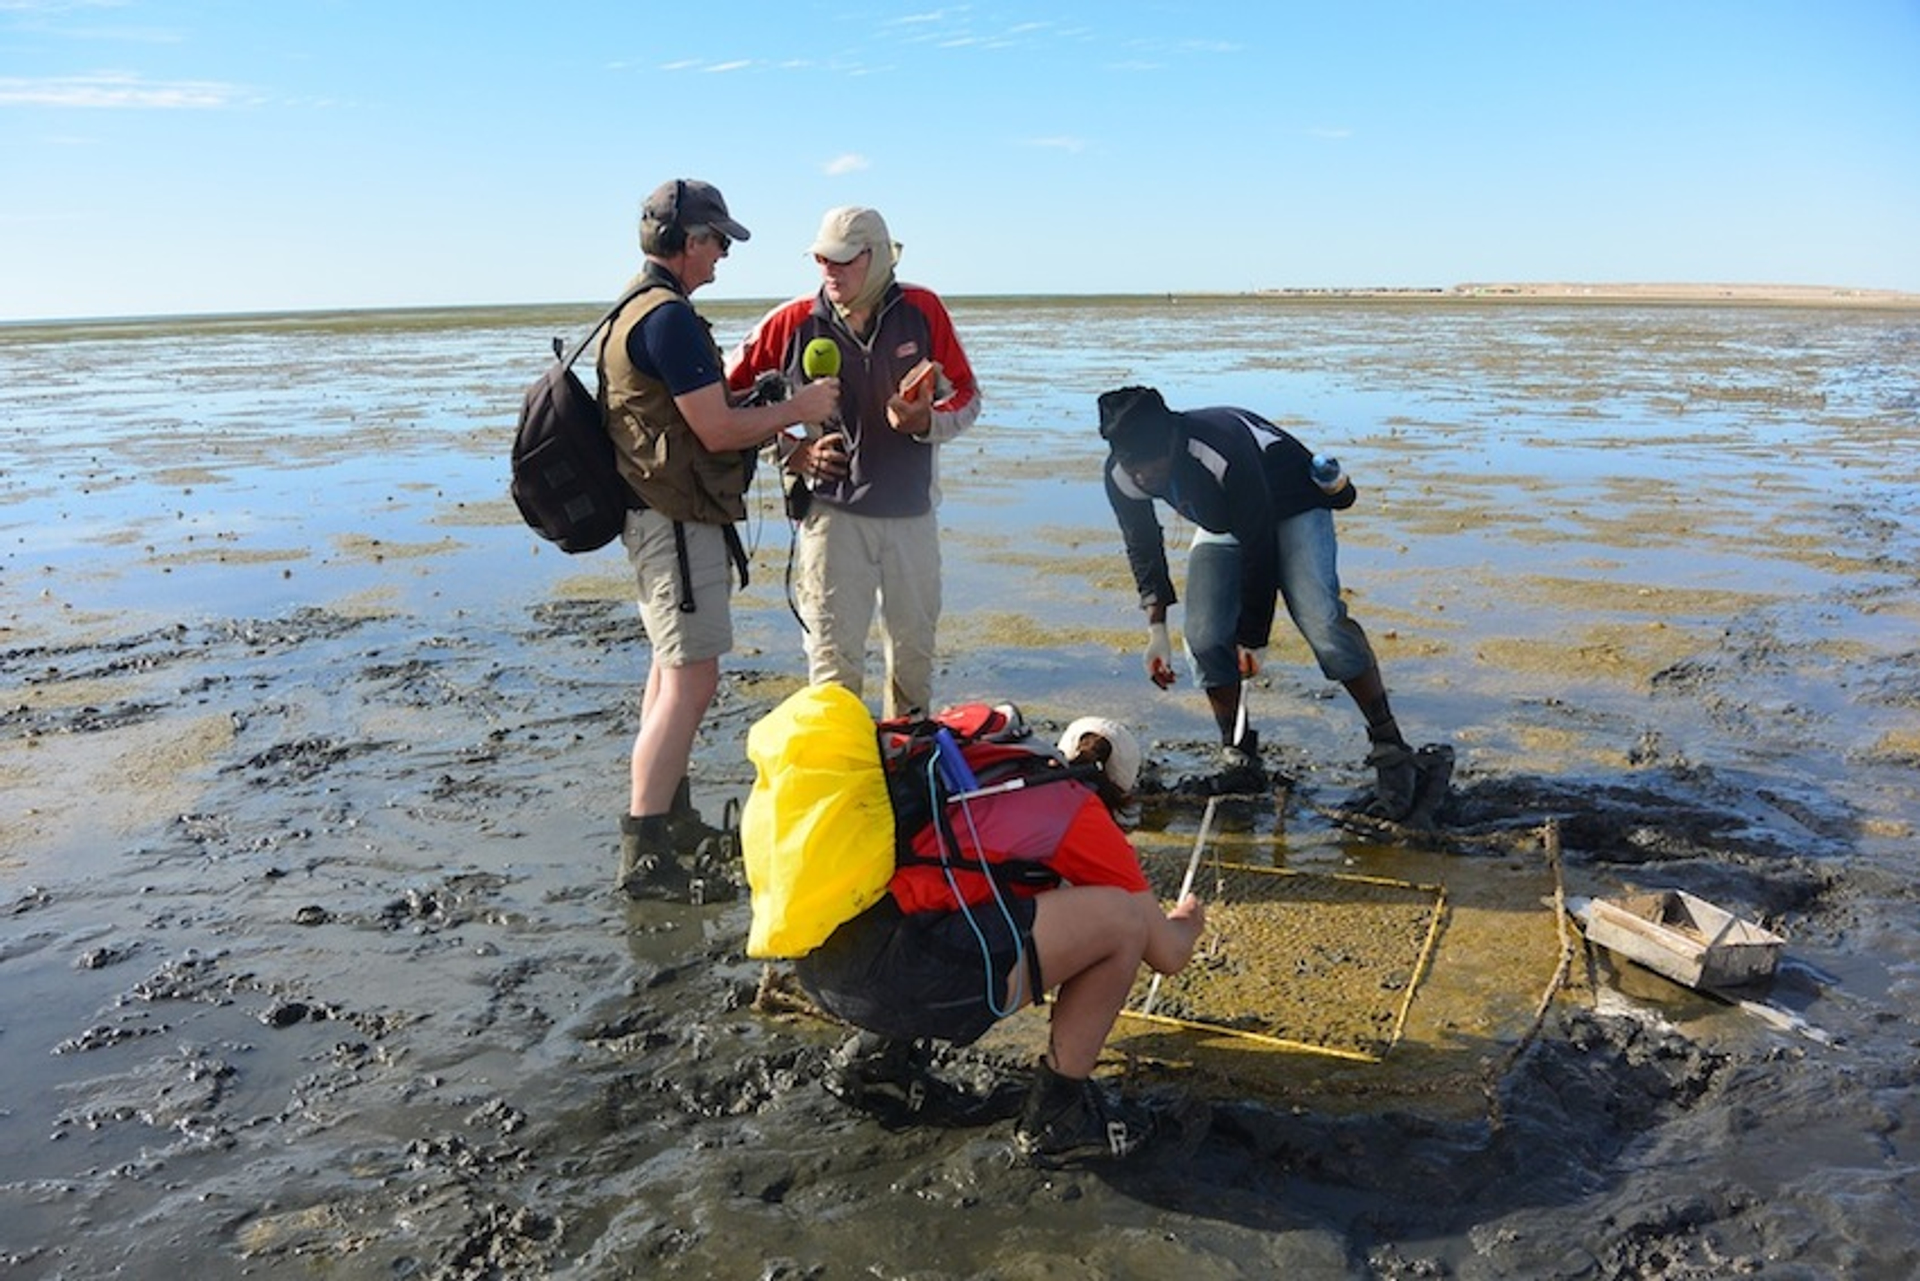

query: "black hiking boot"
xmin=1211 ymin=728 xmax=1267 ymax=795
xmin=824 ymin=1032 xmax=1020 ymax=1127
xmin=1011 ymin=1059 xmax=1156 ymax=1168
xmin=618 ymin=814 xmax=702 ymax=904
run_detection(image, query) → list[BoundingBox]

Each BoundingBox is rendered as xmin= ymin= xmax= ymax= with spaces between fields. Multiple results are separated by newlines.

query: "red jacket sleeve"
xmin=725 ymin=296 xmax=812 ymax=393
xmin=902 ymin=287 xmax=978 ymax=415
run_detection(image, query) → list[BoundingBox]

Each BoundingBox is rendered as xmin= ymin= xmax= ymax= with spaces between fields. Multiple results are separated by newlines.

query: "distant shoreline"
xmin=7 ymin=282 xmax=1919 ymax=329
xmin=1247 ymin=281 xmax=1920 ymax=308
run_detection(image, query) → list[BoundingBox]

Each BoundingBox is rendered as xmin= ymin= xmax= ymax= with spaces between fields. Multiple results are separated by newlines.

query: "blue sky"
xmin=2 ymin=1 xmax=1917 ymax=321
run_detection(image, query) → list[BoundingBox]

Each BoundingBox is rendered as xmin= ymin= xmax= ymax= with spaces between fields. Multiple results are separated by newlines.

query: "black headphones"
xmin=649 ymin=179 xmax=687 ymax=255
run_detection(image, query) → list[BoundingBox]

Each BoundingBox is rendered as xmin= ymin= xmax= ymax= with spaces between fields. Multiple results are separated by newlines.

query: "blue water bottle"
xmin=1310 ymin=453 xmax=1349 ymax=495
xmin=932 ymin=728 xmax=979 ymax=795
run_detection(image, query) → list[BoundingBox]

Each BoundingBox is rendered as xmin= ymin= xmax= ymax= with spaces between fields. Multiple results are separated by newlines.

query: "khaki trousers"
xmin=794 ymin=506 xmax=940 ymax=719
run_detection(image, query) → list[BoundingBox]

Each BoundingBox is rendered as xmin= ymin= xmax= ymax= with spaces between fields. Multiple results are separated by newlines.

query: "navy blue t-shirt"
xmin=626 ymin=296 xmax=723 ymax=397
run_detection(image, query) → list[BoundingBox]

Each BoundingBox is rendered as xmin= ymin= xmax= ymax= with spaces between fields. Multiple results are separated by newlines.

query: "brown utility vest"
xmin=600 ymin=274 xmax=753 ymax=526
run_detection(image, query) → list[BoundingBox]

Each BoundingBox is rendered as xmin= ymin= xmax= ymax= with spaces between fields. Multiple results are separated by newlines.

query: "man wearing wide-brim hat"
xmin=725 ymin=206 xmax=982 ymax=722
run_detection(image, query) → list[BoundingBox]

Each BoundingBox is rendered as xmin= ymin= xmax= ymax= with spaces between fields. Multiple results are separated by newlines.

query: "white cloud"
xmin=824 ymin=153 xmax=869 ymax=175
xmin=1023 ymin=136 xmax=1086 ymax=153
xmin=0 ymin=73 xmax=240 ymax=108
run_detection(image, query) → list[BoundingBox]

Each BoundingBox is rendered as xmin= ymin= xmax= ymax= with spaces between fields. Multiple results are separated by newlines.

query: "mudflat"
xmin=2 ymin=295 xmax=1916 ymax=1278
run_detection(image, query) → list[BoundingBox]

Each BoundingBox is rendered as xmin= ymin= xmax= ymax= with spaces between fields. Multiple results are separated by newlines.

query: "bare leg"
xmin=1203 ymin=681 xmax=1242 ymax=745
xmin=1341 ymin=663 xmax=1405 ymax=747
xmin=1025 ymin=887 xmax=1203 ymax=1077
xmin=628 ymin=656 xmax=721 ymax=817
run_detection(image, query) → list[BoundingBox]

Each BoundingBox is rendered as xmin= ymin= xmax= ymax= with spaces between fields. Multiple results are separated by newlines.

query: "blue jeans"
xmin=1183 ymin=508 xmax=1375 ymax=689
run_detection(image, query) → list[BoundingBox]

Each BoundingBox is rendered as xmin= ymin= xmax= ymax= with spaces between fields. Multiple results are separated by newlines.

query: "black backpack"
xmin=509 ymin=285 xmax=651 ymax=553
xmin=875 ymin=704 xmax=1098 ymax=889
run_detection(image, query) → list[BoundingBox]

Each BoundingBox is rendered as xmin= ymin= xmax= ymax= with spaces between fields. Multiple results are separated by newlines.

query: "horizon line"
xmin=7 ymin=281 xmax=1920 ymax=328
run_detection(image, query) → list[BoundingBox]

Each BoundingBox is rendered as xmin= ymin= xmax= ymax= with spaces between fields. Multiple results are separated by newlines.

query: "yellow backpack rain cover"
xmin=741 ymin=683 xmax=898 ymax=958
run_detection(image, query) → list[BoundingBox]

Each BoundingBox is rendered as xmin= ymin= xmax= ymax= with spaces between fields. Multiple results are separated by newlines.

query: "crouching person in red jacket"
xmin=795 ymin=711 xmax=1205 ymax=1168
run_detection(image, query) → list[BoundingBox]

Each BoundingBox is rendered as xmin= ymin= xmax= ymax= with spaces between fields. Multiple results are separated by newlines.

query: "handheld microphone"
xmin=799 ymin=337 xmax=843 ymax=440
xmin=801 ymin=337 xmax=841 ymax=380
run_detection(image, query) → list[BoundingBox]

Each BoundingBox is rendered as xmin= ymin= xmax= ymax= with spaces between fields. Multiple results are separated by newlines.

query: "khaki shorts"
xmin=622 ymin=508 xmax=733 ymax=665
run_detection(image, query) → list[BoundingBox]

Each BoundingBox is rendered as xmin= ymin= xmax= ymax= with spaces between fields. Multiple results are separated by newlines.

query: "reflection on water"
xmin=4 ymin=296 xmax=1916 ymax=662
xmin=5 ymin=297 xmax=1916 ymax=712
xmin=7 ymin=294 xmax=1912 ymax=788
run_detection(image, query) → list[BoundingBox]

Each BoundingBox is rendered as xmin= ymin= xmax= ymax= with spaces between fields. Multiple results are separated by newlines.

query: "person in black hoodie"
xmin=1097 ymin=384 xmax=1426 ymax=816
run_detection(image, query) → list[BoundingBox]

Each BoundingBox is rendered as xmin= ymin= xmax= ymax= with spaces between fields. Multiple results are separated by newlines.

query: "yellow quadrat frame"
xmin=1120 ymin=861 xmax=1448 ymax=1063
xmin=1118 ymin=796 xmax=1448 ymax=1063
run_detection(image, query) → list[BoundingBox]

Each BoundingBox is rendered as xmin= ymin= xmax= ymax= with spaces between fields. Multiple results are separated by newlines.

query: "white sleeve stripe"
xmin=1110 ymin=459 xmax=1150 ymax=500
xmin=1188 ymin=437 xmax=1230 ymax=484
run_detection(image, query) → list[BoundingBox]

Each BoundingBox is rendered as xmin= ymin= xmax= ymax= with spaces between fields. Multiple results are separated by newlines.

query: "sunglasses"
xmin=813 ymin=248 xmax=871 ymax=268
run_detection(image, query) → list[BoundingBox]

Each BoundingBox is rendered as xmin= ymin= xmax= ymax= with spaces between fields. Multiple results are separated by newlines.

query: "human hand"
xmin=790 ymin=377 xmax=839 ymax=429
xmin=1237 ymin=646 xmax=1267 ymax=678
xmin=1145 ymin=622 xmax=1176 ymax=688
xmin=805 ymin=431 xmax=848 ymax=483
xmin=885 ymin=389 xmax=933 ymax=436
xmin=1157 ymin=892 xmax=1206 ymax=972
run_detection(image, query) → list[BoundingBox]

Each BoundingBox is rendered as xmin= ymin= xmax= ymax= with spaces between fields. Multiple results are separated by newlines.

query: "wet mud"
xmin=3 ymin=299 xmax=1918 ymax=1278
xmin=3 ymin=594 xmax=1911 ymax=1279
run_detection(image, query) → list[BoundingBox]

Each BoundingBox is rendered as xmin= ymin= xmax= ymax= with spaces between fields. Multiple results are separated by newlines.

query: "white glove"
xmin=1145 ymin=622 xmax=1176 ymax=688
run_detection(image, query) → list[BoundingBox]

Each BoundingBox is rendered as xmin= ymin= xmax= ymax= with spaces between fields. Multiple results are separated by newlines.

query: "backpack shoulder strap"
xmin=556 ymin=278 xmax=661 ymax=368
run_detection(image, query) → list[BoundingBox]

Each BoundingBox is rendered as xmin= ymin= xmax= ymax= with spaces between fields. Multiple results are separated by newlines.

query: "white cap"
xmin=1056 ymin=716 xmax=1142 ymax=795
xmin=809 ymin=206 xmax=899 ymax=265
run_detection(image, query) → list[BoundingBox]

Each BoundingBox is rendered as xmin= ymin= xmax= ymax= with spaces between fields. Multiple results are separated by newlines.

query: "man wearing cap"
xmin=610 ymin=179 xmax=840 ymax=902
xmin=1096 ymin=385 xmax=1428 ymax=818
xmin=726 ymin=206 xmax=981 ymax=720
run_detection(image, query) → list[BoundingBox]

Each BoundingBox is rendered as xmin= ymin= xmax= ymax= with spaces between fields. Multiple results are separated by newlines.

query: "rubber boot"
xmin=1213 ymin=727 xmax=1266 ymax=795
xmin=1364 ymin=741 xmax=1419 ymax=821
xmin=1400 ymin=743 xmax=1456 ymax=828
xmin=824 ymin=1031 xmax=930 ymax=1112
xmin=667 ymin=776 xmax=725 ymax=853
xmin=680 ymin=792 xmax=742 ymax=904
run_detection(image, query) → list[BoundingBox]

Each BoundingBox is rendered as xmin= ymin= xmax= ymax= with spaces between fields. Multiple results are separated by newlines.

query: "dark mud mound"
xmin=1131 ymin=729 xmax=1840 ymax=931
xmin=1442 ymin=765 xmax=1841 ymax=924
xmin=1106 ymin=1005 xmax=1745 ymax=1273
